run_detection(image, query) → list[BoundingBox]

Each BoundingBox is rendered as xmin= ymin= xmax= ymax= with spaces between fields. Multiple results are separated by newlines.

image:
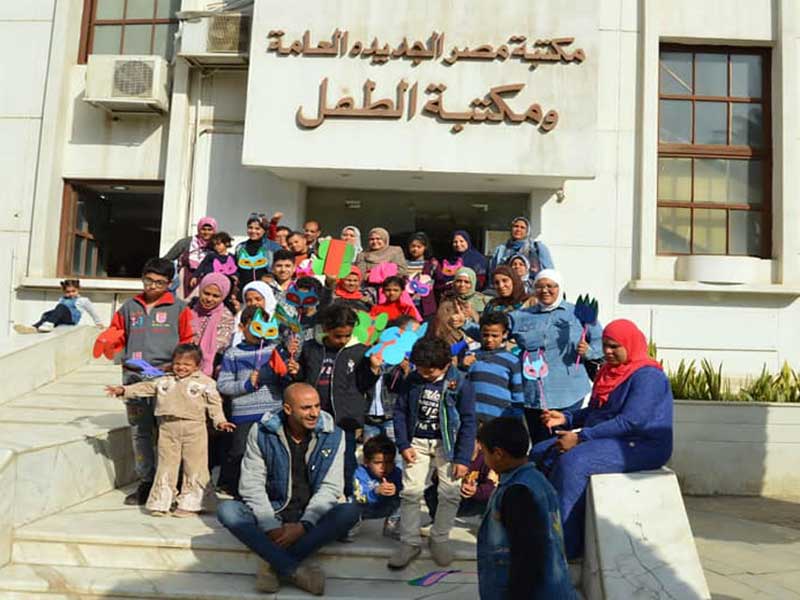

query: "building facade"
xmin=2 ymin=0 xmax=799 ymax=376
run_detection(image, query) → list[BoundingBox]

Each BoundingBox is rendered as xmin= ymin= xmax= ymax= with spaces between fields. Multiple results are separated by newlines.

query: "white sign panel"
xmin=243 ymin=0 xmax=598 ymax=183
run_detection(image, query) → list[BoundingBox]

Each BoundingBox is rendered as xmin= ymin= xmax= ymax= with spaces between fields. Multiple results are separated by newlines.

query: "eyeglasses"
xmin=534 ymin=284 xmax=559 ymax=291
xmin=142 ymin=277 xmax=169 ymax=288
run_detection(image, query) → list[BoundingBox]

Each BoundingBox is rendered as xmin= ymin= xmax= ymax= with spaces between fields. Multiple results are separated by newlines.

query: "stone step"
xmin=13 ymin=488 xmax=478 ymax=580
xmin=0 ymin=362 xmax=133 ymax=528
xmin=0 ymin=563 xmax=477 ymax=599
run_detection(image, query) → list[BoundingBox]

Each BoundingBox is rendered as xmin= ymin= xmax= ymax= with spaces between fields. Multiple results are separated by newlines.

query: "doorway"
xmin=305 ymin=188 xmax=527 ymax=257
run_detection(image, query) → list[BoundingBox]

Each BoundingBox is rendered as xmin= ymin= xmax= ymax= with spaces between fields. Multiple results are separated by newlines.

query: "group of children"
xmin=21 ymin=212 xmax=576 ymax=598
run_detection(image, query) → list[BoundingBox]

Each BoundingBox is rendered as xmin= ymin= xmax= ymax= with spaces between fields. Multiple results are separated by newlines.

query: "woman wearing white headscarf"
xmin=340 ymin=225 xmax=363 ymax=256
xmin=506 ymin=269 xmax=604 ymax=443
xmin=230 ymin=281 xmax=278 ymax=346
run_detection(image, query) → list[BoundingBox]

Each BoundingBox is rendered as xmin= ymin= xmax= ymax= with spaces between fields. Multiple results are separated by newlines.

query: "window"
xmin=657 ymin=45 xmax=771 ymax=257
xmin=58 ymin=181 xmax=164 ymax=278
xmin=78 ymin=0 xmax=180 ymax=63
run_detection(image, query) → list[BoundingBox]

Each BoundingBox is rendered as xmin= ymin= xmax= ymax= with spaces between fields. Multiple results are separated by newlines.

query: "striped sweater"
xmin=217 ymin=342 xmax=288 ymax=424
xmin=467 ymin=348 xmax=525 ymax=420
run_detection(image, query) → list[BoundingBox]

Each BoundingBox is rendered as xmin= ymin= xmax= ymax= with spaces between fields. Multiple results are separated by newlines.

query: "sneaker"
xmin=171 ymin=508 xmax=197 ymax=518
xmin=289 ymin=565 xmax=325 ymax=596
xmin=13 ymin=324 xmax=37 ymax=334
xmin=149 ymin=510 xmax=168 ymax=517
xmin=387 ymin=542 xmax=421 ymax=570
xmin=340 ymin=518 xmax=361 ymax=542
xmin=383 ymin=515 xmax=400 ymax=540
xmin=37 ymin=321 xmax=55 ymax=333
xmin=429 ymin=539 xmax=453 ymax=566
xmin=124 ymin=482 xmax=152 ymax=506
xmin=255 ymin=561 xmax=280 ymax=593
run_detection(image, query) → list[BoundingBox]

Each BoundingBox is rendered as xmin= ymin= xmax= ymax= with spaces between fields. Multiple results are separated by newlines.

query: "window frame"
xmin=657 ymin=44 xmax=772 ymax=258
xmin=57 ymin=180 xmax=165 ymax=280
xmin=78 ymin=0 xmax=178 ymax=64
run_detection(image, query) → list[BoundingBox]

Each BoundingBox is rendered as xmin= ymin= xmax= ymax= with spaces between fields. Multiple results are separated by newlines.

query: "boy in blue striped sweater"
xmin=217 ymin=305 xmax=290 ymax=494
xmin=464 ymin=311 xmax=525 ymax=421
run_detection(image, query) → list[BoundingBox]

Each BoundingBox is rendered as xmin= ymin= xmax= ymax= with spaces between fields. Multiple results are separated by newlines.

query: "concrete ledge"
xmin=0 ymin=325 xmax=97 ymax=403
xmin=0 ymin=450 xmax=14 ymax=567
xmin=582 ymin=468 xmax=710 ymax=600
xmin=671 ymin=400 xmax=800 ymax=496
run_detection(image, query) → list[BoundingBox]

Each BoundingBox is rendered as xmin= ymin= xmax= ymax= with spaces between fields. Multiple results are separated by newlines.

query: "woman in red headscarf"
xmin=530 ymin=319 xmax=673 ymax=560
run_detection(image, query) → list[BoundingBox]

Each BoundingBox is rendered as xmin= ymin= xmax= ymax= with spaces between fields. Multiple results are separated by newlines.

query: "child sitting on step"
xmin=106 ymin=343 xmax=235 ymax=517
xmin=15 ymin=279 xmax=104 ymax=334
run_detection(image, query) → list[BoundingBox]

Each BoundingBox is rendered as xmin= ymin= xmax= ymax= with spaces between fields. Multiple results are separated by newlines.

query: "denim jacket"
xmin=393 ymin=365 xmax=476 ymax=466
xmin=238 ymin=410 xmax=343 ymax=532
xmin=477 ymin=462 xmax=575 ymax=600
xmin=507 ymin=302 xmax=603 ymax=410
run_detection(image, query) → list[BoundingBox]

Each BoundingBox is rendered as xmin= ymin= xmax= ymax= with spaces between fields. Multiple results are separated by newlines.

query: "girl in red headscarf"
xmin=530 ymin=319 xmax=673 ymax=560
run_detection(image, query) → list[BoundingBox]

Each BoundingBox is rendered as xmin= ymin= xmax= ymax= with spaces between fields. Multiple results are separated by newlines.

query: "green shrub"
xmin=666 ymin=359 xmax=800 ymax=403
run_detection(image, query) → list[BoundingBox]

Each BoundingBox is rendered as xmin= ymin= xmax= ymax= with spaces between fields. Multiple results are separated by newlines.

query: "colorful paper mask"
xmin=312 ymin=239 xmax=355 ymax=279
xmin=274 ymin=302 xmax=301 ymax=334
xmin=213 ymin=256 xmax=237 ymax=276
xmin=285 ymin=284 xmax=319 ymax=309
xmin=237 ymin=246 xmax=268 ymax=270
xmin=406 ymin=273 xmax=433 ymax=297
xmin=353 ymin=310 xmax=389 ymax=345
xmin=441 ymin=258 xmax=463 ymax=277
xmin=248 ymin=308 xmax=279 ymax=340
xmin=522 ymin=349 xmax=549 ymax=380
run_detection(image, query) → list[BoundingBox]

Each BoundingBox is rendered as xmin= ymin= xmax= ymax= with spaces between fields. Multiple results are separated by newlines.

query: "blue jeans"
xmin=359 ymin=497 xmax=401 ymax=520
xmin=344 ymin=429 xmax=356 ymax=498
xmin=217 ymin=500 xmax=360 ymax=576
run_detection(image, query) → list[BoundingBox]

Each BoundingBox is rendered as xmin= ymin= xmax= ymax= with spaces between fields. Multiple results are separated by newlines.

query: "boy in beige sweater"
xmin=106 ymin=344 xmax=235 ymax=517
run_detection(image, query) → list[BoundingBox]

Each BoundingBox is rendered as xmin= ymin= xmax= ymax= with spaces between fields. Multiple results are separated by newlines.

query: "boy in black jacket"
xmin=287 ymin=304 xmax=381 ymax=496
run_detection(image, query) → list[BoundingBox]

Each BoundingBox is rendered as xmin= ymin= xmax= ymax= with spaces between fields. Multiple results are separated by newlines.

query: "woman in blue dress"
xmin=531 ymin=318 xmax=673 ymax=559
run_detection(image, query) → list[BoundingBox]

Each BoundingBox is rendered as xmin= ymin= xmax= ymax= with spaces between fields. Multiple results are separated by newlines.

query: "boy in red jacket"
xmin=106 ymin=258 xmax=193 ymax=505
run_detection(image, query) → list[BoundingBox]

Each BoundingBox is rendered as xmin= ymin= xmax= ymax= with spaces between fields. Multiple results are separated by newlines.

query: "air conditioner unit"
xmin=83 ymin=55 xmax=170 ymax=114
xmin=178 ymin=13 xmax=250 ymax=66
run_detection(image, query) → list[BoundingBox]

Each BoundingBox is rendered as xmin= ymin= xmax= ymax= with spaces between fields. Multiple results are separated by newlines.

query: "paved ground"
xmin=687 ymin=495 xmax=800 ymax=599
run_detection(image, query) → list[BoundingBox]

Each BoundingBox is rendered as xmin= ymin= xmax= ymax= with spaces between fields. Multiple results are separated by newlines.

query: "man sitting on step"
xmin=217 ymin=383 xmax=360 ymax=596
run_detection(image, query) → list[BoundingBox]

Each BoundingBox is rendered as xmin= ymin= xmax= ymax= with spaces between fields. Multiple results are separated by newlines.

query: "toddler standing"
xmin=106 ymin=344 xmax=235 ymax=517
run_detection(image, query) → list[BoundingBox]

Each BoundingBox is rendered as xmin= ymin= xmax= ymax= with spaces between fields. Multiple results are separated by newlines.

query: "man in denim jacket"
xmin=217 ymin=383 xmax=360 ymax=596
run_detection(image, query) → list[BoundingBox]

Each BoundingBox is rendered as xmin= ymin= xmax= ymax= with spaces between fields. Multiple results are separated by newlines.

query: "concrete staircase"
xmin=0 ymin=326 xmax=481 ymax=599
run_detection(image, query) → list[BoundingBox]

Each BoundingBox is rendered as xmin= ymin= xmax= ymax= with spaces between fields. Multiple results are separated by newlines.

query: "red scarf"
xmin=591 ymin=319 xmax=661 ymax=407
xmin=334 ymin=266 xmax=364 ymax=300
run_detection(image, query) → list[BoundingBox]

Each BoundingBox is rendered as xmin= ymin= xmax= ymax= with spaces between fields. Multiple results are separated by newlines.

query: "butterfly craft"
xmin=352 ymin=310 xmax=389 ymax=345
xmin=522 ymin=349 xmax=549 ymax=409
xmin=212 ymin=255 xmax=237 ymax=276
xmin=406 ymin=273 xmax=433 ymax=297
xmin=123 ymin=359 xmax=165 ymax=379
xmin=312 ymin=239 xmax=356 ymax=279
xmin=295 ymin=259 xmax=314 ymax=278
xmin=93 ymin=328 xmax=125 ymax=360
xmin=236 ymin=246 xmax=269 ymax=271
xmin=367 ymin=262 xmax=398 ymax=285
xmin=248 ymin=308 xmax=280 ymax=340
xmin=366 ymin=323 xmax=429 ymax=366
xmin=440 ymin=258 xmax=463 ymax=277
xmin=573 ymin=294 xmax=599 ymax=367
